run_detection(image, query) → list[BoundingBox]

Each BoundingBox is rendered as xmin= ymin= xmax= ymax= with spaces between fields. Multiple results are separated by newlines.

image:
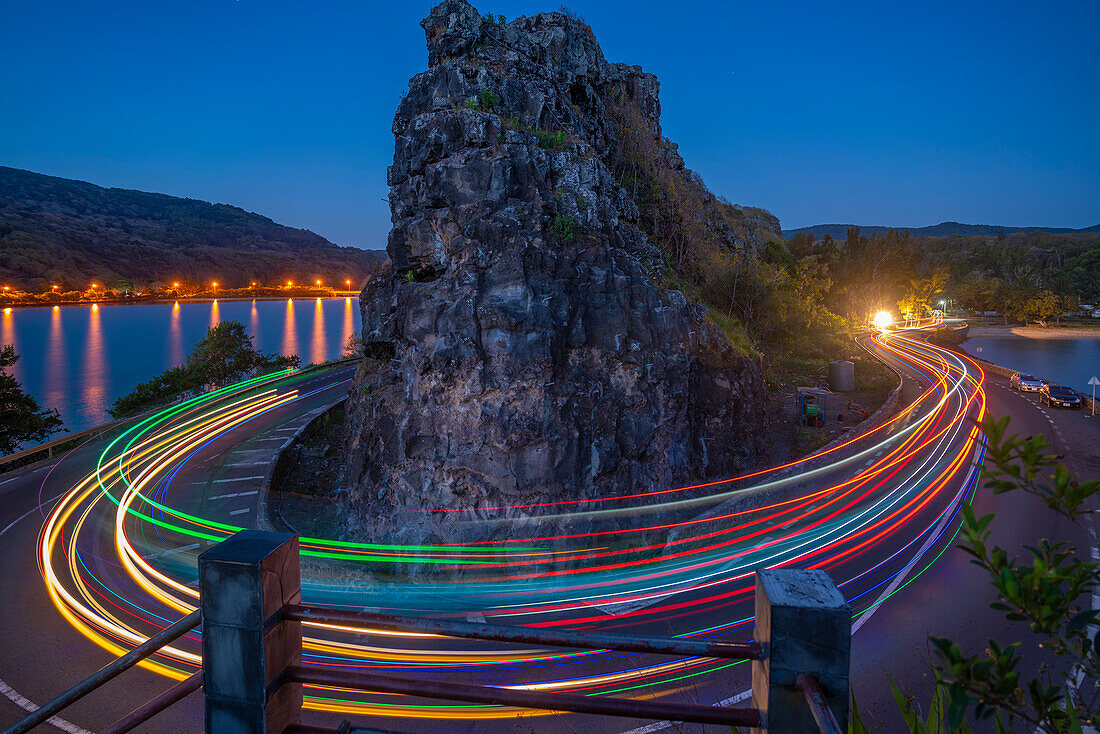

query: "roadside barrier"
xmin=3 ymin=529 xmax=851 ymax=734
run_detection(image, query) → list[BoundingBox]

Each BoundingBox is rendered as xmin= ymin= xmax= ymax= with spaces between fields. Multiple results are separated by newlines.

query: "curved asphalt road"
xmin=0 ymin=343 xmax=1095 ymax=733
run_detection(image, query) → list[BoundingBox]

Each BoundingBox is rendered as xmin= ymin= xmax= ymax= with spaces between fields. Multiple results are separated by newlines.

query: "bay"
xmin=0 ymin=298 xmax=361 ymax=435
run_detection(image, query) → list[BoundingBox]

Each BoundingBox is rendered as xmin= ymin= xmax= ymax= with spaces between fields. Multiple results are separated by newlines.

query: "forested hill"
xmin=783 ymin=221 xmax=1100 ymax=239
xmin=0 ymin=166 xmax=383 ymax=290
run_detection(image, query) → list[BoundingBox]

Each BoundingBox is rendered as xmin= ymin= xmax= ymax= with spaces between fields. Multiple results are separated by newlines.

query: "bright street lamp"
xmin=873 ymin=311 xmax=893 ymax=331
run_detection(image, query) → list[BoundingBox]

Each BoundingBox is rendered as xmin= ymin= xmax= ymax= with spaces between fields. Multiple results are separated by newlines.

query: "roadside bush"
xmin=108 ymin=321 xmax=300 ymax=417
xmin=548 ymin=213 xmax=576 ymax=241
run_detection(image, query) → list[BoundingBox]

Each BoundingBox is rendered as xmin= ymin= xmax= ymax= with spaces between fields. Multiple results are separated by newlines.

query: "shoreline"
xmin=0 ymin=293 xmax=360 ymax=311
xmin=965 ymin=324 xmax=1100 ymax=339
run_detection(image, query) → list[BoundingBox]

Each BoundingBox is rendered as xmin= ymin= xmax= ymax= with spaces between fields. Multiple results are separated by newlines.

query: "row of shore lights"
xmin=3 ymin=280 xmax=356 ymax=292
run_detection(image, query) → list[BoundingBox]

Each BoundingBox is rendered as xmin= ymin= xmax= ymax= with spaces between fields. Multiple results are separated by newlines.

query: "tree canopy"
xmin=0 ymin=345 xmax=64 ymax=455
xmin=108 ymin=321 xmax=300 ymax=418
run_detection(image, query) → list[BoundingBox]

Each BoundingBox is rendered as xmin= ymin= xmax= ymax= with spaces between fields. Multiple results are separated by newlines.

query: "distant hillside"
xmin=783 ymin=221 xmax=1100 ymax=240
xmin=0 ymin=166 xmax=384 ymax=290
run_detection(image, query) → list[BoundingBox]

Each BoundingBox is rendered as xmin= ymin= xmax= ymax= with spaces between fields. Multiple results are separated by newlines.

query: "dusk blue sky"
xmin=2 ymin=0 xmax=1097 ymax=249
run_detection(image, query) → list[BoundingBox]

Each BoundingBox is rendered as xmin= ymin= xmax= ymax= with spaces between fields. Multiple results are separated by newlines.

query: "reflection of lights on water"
xmin=282 ymin=298 xmax=298 ymax=358
xmin=82 ymin=300 xmax=108 ymax=416
xmin=311 ymin=297 xmax=327 ymax=364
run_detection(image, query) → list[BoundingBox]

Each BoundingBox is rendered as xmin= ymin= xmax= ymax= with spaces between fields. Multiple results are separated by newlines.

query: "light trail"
xmin=33 ymin=322 xmax=988 ymax=719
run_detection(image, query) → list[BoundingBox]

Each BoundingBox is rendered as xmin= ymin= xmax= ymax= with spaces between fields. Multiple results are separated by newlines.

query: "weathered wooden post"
xmin=198 ymin=530 xmax=303 ymax=733
xmin=751 ymin=568 xmax=850 ymax=733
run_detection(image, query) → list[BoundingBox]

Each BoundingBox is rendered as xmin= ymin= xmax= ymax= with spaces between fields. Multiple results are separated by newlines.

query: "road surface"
xmin=0 ymin=329 xmax=1094 ymax=732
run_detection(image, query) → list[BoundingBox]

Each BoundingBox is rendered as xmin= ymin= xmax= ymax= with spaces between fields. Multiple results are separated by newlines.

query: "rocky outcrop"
xmin=340 ymin=0 xmax=775 ymax=543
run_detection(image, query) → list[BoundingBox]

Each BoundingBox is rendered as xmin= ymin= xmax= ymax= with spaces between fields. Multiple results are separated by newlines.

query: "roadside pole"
xmin=1089 ymin=376 xmax=1099 ymax=416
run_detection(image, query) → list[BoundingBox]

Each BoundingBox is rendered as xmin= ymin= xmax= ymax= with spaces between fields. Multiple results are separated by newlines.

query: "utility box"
xmin=797 ymin=387 xmax=832 ymax=428
xmin=829 ymin=360 xmax=855 ymax=393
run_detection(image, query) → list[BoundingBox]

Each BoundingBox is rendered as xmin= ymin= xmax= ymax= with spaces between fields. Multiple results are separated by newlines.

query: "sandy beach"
xmin=965 ymin=324 xmax=1100 ymax=339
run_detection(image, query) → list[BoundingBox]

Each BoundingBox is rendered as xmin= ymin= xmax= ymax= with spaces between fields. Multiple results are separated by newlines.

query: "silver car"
xmin=1010 ymin=372 xmax=1043 ymax=392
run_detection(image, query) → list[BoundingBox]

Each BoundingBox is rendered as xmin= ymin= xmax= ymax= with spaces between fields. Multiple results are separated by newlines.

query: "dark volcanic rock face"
xmin=341 ymin=0 xmax=774 ymax=542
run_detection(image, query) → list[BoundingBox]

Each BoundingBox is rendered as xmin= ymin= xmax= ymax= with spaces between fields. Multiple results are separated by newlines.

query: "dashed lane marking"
xmin=229 ymin=508 xmax=250 ymax=516
xmin=212 ymin=476 xmax=264 ymax=484
xmin=209 ymin=490 xmax=259 ymax=501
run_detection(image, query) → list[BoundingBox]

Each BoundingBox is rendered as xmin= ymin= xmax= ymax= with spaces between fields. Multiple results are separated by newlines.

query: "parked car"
xmin=1039 ymin=384 xmax=1082 ymax=409
xmin=1010 ymin=372 xmax=1044 ymax=392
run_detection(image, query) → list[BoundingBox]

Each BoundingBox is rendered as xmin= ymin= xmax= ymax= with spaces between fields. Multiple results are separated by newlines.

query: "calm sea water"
xmin=965 ymin=336 xmax=1100 ymax=394
xmin=0 ymin=298 xmax=361 ymax=435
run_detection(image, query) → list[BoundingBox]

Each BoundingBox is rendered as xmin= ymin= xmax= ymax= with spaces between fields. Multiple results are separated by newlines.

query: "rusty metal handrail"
xmin=102 ymin=671 xmax=203 ymax=734
xmin=285 ymin=665 xmax=762 ymax=727
xmin=285 ymin=603 xmax=762 ymax=660
xmin=0 ymin=610 xmax=201 ymax=734
xmin=797 ymin=673 xmax=843 ymax=734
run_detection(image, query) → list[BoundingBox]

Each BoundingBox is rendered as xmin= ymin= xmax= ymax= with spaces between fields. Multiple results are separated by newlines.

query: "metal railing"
xmin=4 ymin=529 xmax=851 ymax=734
xmin=283 ymin=603 xmax=762 ymax=660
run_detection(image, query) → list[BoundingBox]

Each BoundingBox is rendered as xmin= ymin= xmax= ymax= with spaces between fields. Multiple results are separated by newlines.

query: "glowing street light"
xmin=316 ymin=279 xmax=322 ymax=286
xmin=212 ymin=281 xmax=218 ymax=288
xmin=874 ymin=311 xmax=893 ymax=331
xmin=172 ymin=282 xmax=180 ymax=288
xmin=345 ymin=279 xmax=351 ymax=287
xmin=51 ymin=284 xmax=58 ymax=290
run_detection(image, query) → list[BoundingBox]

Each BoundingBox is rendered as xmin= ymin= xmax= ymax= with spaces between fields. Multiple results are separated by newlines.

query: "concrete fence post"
xmin=751 ymin=569 xmax=850 ymax=733
xmin=198 ymin=530 xmax=303 ymax=733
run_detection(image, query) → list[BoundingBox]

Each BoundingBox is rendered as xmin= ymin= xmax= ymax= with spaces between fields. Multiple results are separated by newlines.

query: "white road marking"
xmin=226 ymin=461 xmax=269 ymax=468
xmin=212 ymin=475 xmax=264 ymax=484
xmin=0 ymin=678 xmax=93 ymax=734
xmin=0 ymin=476 xmax=22 ymax=486
xmin=0 ymin=498 xmax=94 ymax=734
xmin=229 ymin=508 xmax=250 ymax=516
xmin=209 ymin=490 xmax=259 ymax=501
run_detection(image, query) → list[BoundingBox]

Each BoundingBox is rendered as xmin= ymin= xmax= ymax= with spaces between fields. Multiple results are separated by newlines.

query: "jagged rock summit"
xmin=341 ymin=0 xmax=775 ymax=542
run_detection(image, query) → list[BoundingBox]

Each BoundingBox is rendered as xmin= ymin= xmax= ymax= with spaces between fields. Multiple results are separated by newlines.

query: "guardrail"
xmin=5 ymin=529 xmax=852 ymax=734
xmin=0 ymin=357 xmax=364 ymax=476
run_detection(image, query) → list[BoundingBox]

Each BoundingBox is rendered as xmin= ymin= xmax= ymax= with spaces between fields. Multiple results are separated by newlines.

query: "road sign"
xmin=1089 ymin=376 xmax=1100 ymax=386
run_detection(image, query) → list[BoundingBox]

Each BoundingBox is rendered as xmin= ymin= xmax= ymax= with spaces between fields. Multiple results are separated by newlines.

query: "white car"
xmin=1010 ymin=372 xmax=1044 ymax=392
